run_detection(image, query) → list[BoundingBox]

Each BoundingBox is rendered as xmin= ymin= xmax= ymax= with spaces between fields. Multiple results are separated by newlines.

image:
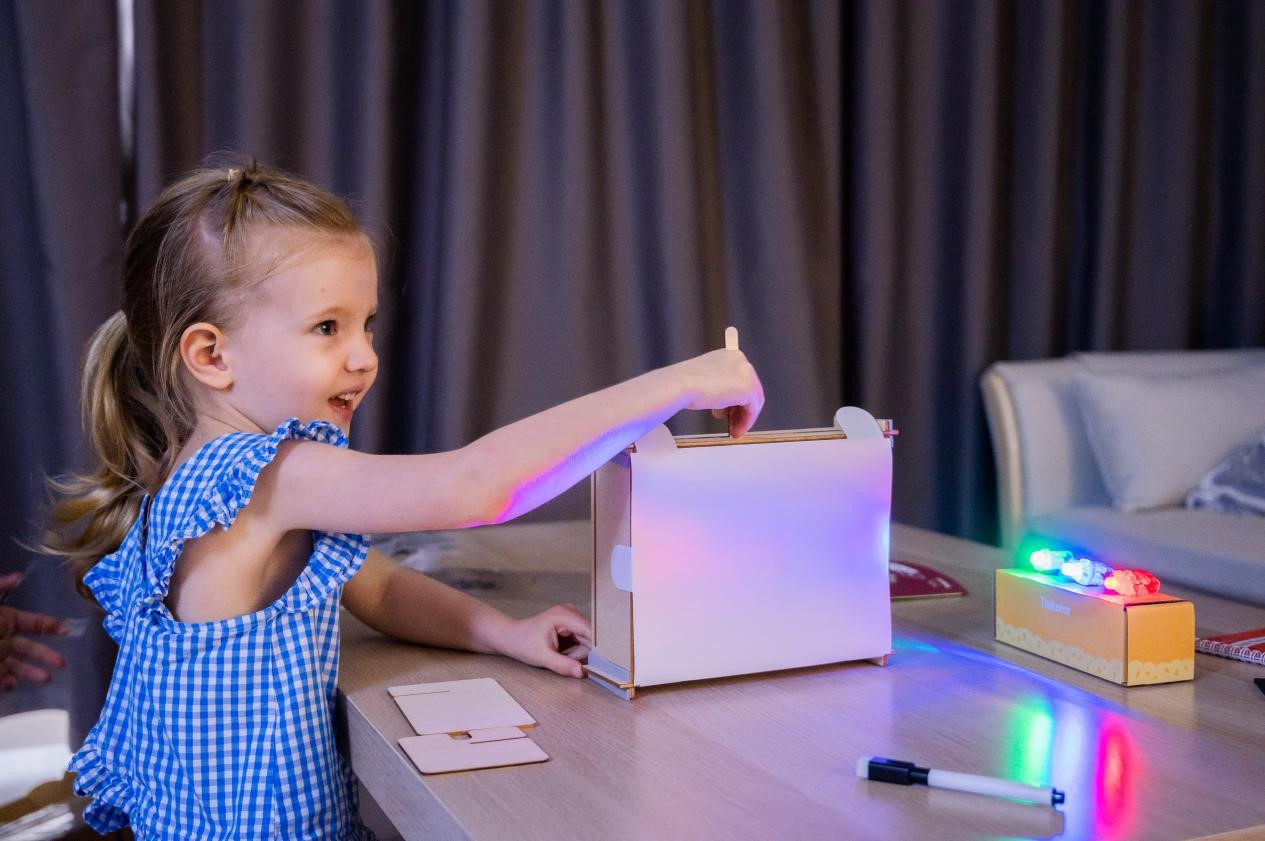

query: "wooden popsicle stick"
xmin=722 ymin=326 xmax=741 ymax=436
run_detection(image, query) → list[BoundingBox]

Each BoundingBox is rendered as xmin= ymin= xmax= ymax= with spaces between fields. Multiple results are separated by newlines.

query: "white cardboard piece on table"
xmin=390 ymin=678 xmax=548 ymax=774
xmin=591 ymin=406 xmax=894 ymax=693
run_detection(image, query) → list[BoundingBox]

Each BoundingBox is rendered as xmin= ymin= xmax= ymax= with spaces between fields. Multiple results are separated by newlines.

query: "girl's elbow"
xmin=483 ymin=490 xmax=518 ymax=526
xmin=450 ymin=445 xmax=518 ymax=526
xmin=453 ymin=487 xmax=513 ymax=528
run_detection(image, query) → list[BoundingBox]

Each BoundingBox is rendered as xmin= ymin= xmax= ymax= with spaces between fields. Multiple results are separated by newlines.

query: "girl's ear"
xmin=180 ymin=323 xmax=233 ymax=389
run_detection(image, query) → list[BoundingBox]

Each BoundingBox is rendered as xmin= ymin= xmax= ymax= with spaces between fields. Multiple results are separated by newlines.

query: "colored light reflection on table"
xmin=1006 ymin=694 xmax=1054 ymax=787
xmin=1093 ymin=717 xmax=1136 ymax=839
xmin=999 ymin=691 xmax=1139 ymax=840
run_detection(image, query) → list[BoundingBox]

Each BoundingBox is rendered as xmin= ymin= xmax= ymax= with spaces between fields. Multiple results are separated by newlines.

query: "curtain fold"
xmin=0 ymin=0 xmax=123 ymax=743
xmin=846 ymin=0 xmax=1265 ymax=540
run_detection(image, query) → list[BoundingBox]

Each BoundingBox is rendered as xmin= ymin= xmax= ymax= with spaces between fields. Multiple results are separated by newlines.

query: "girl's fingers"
xmin=728 ymin=401 xmax=761 ymax=438
xmin=539 ymin=648 xmax=585 ymax=678
xmin=510 ymin=606 xmax=594 ymax=677
xmin=552 ymin=626 xmax=592 ymax=654
xmin=550 ymin=608 xmax=592 ymax=642
xmin=560 ymin=642 xmax=590 ymax=661
xmin=0 ymin=573 xmax=22 ymax=594
xmin=558 ymin=625 xmax=592 ymax=649
xmin=11 ymin=635 xmax=66 ymax=668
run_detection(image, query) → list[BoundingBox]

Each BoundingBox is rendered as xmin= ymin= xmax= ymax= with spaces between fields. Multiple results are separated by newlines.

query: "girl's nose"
xmin=348 ymin=332 xmax=378 ymax=373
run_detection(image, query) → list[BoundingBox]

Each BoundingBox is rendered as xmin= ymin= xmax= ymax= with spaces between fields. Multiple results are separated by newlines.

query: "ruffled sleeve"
xmin=142 ymin=418 xmax=369 ymax=624
xmin=81 ymin=519 xmax=143 ymax=643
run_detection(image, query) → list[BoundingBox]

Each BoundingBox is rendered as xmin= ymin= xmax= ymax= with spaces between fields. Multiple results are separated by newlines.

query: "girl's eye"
xmin=365 ymin=314 xmax=377 ymax=334
xmin=315 ymin=320 xmax=337 ymax=336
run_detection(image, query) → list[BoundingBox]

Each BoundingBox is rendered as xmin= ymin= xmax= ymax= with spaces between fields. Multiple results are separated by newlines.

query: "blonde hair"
xmin=44 ymin=159 xmax=367 ymax=598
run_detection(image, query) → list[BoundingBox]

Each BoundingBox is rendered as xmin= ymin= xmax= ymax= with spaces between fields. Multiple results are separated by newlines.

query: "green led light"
xmin=1029 ymin=548 xmax=1073 ymax=573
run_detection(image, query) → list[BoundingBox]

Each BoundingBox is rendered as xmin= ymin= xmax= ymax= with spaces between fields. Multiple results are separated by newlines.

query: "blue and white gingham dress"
xmin=69 ymin=419 xmax=374 ymax=840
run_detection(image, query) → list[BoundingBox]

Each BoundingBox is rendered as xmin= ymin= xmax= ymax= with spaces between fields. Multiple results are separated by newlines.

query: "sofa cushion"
xmin=1187 ymin=428 xmax=1265 ymax=515
xmin=1028 ymin=506 xmax=1265 ymax=605
xmin=1074 ymin=364 xmax=1265 ymax=511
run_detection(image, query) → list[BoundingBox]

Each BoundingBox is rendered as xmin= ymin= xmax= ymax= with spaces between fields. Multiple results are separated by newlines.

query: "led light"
xmin=1102 ymin=569 xmax=1161 ymax=596
xmin=1060 ymin=558 xmax=1113 ymax=587
xmin=1030 ymin=549 xmax=1074 ymax=573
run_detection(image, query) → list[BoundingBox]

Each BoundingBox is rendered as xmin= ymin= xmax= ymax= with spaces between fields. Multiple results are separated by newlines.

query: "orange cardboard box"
xmin=995 ymin=569 xmax=1194 ymax=686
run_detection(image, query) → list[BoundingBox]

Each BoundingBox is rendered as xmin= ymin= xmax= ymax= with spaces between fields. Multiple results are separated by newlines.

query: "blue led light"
xmin=1060 ymin=558 xmax=1113 ymax=587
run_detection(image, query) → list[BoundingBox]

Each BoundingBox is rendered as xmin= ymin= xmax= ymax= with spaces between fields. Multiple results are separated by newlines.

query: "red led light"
xmin=1102 ymin=569 xmax=1160 ymax=596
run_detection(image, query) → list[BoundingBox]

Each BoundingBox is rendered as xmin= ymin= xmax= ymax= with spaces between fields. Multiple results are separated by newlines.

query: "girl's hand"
xmin=492 ymin=604 xmax=592 ymax=678
xmin=672 ymin=344 xmax=765 ymax=438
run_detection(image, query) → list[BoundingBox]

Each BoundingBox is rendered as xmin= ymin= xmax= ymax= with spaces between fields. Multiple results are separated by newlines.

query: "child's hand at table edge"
xmin=675 ymin=347 xmax=765 ymax=438
xmin=491 ymin=603 xmax=593 ymax=679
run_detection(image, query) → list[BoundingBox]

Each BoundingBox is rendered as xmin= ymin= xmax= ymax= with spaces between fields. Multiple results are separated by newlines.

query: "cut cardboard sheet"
xmin=390 ymin=678 xmax=548 ymax=774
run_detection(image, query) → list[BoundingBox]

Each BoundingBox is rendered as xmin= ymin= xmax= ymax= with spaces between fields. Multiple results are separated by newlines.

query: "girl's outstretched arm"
xmin=264 ymin=343 xmax=763 ymax=535
xmin=342 ymin=547 xmax=591 ymax=677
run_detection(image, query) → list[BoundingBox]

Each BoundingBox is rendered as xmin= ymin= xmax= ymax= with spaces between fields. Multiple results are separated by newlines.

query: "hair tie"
xmin=227 ymin=168 xmax=240 ymax=182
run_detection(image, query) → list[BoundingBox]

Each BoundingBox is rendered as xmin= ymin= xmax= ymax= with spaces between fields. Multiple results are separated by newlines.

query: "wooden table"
xmin=338 ymin=522 xmax=1265 ymax=841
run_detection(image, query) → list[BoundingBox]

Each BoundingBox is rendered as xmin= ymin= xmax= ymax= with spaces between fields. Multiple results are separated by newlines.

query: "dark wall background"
xmin=2 ymin=0 xmax=1264 ymax=734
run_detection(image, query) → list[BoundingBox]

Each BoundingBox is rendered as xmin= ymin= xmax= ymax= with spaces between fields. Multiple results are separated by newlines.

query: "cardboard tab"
xmin=834 ymin=406 xmax=883 ymax=439
xmin=633 ymin=423 xmax=677 ymax=456
xmin=611 ymin=544 xmax=633 ymax=592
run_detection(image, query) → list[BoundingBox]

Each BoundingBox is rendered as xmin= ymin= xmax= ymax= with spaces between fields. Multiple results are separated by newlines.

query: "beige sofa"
xmin=980 ymin=349 xmax=1265 ymax=605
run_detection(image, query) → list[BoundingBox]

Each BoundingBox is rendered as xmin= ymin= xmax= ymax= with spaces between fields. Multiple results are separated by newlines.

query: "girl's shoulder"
xmin=163 ymin=418 xmax=351 ymax=495
xmin=151 ymin=418 xmax=351 ymax=530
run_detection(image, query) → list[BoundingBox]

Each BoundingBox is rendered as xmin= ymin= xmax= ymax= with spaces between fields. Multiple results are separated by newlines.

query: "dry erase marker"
xmin=857 ymin=756 xmax=1065 ymax=807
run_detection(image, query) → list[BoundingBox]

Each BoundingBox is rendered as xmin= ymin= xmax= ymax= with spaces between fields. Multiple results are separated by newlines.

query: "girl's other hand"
xmin=673 ymin=346 xmax=765 ymax=438
xmin=493 ymin=604 xmax=592 ymax=678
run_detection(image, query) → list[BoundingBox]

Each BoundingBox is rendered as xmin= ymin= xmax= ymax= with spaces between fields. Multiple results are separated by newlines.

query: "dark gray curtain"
xmin=845 ymin=0 xmax=1265 ymax=542
xmin=0 ymin=0 xmax=122 ymax=741
xmin=3 ymin=0 xmax=1265 ymax=735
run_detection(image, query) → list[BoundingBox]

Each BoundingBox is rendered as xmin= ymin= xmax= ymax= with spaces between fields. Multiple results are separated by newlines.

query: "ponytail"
xmin=42 ymin=310 xmax=176 ymax=600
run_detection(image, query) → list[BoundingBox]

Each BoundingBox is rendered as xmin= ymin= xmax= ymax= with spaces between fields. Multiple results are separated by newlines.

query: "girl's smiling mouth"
xmin=330 ymin=390 xmax=361 ymax=419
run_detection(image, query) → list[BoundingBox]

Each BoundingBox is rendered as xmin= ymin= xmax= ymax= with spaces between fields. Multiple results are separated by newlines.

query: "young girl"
xmin=46 ymin=161 xmax=763 ymax=839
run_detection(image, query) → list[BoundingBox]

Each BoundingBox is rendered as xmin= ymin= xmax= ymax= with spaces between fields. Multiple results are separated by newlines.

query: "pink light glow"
xmin=1093 ymin=717 xmax=1137 ymax=840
